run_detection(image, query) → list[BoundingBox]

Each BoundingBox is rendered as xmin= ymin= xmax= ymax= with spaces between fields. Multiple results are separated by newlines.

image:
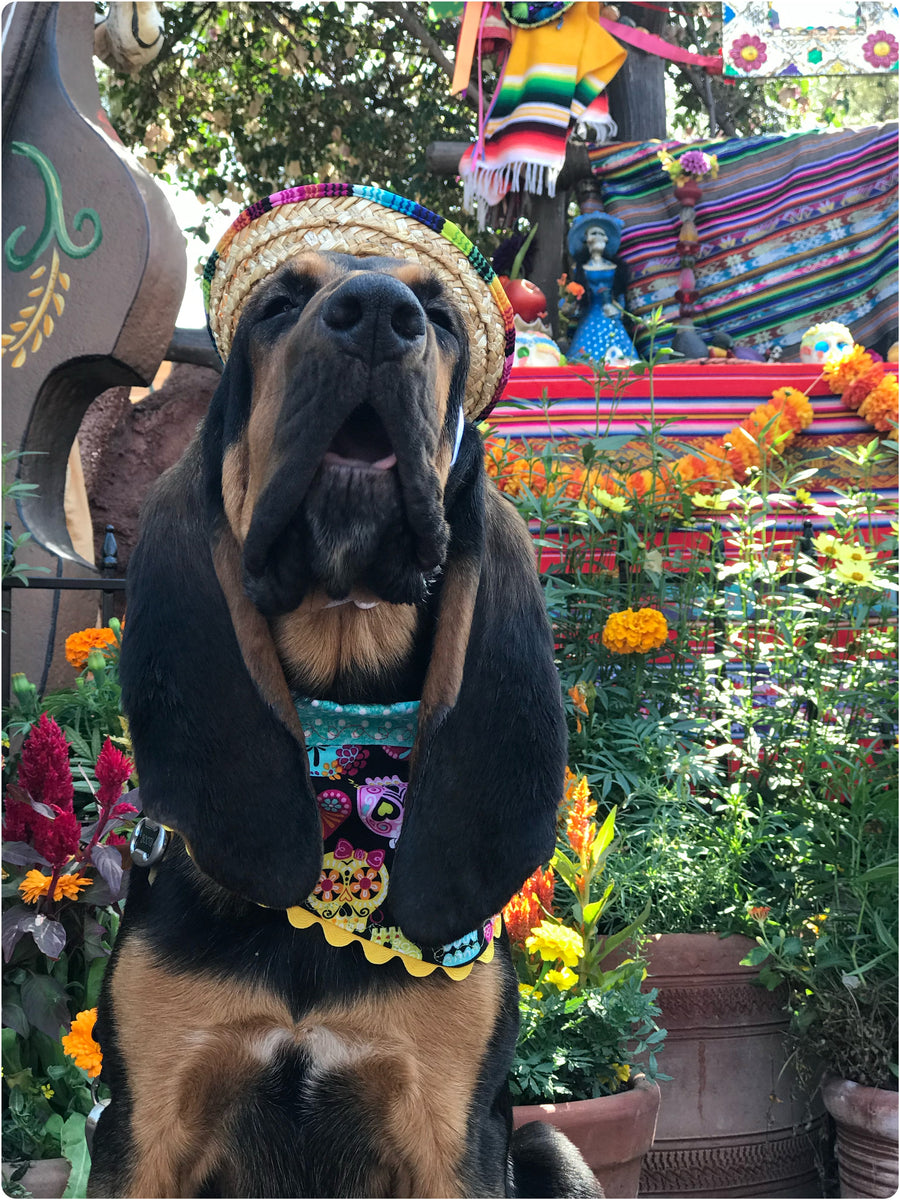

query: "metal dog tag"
xmin=129 ymin=817 xmax=169 ymax=867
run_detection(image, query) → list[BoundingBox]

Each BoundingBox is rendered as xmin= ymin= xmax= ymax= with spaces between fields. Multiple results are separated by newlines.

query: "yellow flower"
xmin=812 ymin=531 xmax=841 ymax=558
xmin=62 ymin=1009 xmax=102 ymax=1078
xmin=833 ymin=542 xmax=878 ymax=566
xmin=525 ymin=921 xmax=585 ymax=968
xmin=612 ymin=1062 xmax=631 ymax=1083
xmin=19 ymin=870 xmax=92 ymax=905
xmin=602 ymin=607 xmax=669 ymax=655
xmin=691 ymin=493 xmax=729 ymax=511
xmin=794 ymin=488 xmax=813 ymax=506
xmin=833 ymin=560 xmax=876 ymax=586
xmin=41 ymin=1084 xmax=54 ymax=1099
xmin=592 ymin=488 xmax=630 ymax=513
xmin=518 ymin=982 xmax=543 ymax=1000
xmin=545 ymin=966 xmax=578 ymax=991
xmin=64 ymin=627 xmax=117 ymax=671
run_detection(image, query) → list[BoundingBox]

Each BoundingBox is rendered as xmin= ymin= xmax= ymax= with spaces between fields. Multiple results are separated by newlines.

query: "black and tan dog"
xmin=89 ymin=188 xmax=601 ymax=1198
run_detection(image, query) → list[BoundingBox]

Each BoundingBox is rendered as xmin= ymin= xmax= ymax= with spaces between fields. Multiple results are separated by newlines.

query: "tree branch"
xmin=380 ymin=2 xmax=480 ymax=109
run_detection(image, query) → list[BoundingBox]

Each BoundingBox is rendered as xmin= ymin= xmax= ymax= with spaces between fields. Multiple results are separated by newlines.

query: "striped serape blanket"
xmin=487 ymin=362 xmax=899 ymax=534
xmin=460 ymin=3 xmax=624 ymax=218
xmin=586 ymin=125 xmax=898 ymax=361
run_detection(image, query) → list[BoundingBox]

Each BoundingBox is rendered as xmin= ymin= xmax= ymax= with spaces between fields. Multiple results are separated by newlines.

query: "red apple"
xmin=503 ymin=277 xmax=547 ymax=322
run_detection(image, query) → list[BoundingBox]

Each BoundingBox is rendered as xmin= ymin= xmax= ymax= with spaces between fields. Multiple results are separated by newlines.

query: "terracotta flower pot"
xmin=2 ymin=1158 xmax=71 ymax=1199
xmin=637 ymin=933 xmax=824 ymax=1198
xmin=822 ymin=1074 xmax=899 ymax=1198
xmin=513 ymin=1074 xmax=660 ymax=1198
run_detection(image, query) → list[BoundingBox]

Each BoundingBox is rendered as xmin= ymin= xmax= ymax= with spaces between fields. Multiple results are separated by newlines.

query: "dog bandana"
xmin=287 ymin=698 xmax=500 ymax=980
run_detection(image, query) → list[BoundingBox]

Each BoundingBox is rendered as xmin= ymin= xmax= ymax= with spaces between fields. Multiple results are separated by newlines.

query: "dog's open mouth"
xmin=322 ymin=403 xmax=397 ymax=471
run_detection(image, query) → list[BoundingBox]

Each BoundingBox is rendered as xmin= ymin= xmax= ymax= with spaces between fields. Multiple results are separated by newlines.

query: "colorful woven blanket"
xmin=488 ymin=362 xmax=898 ymax=534
xmin=460 ymin=2 xmax=625 ymax=218
xmin=587 ymin=125 xmax=898 ymax=360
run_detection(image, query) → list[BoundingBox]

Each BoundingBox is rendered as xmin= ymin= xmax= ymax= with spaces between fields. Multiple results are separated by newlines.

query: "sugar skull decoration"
xmin=357 ymin=775 xmax=407 ymax=846
xmin=307 ymin=840 xmax=389 ymax=932
xmin=800 ymin=321 xmax=854 ymax=365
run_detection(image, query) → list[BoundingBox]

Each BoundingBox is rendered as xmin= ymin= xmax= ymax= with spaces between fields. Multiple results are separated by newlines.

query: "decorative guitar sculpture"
xmin=2 ymin=0 xmax=185 ymax=566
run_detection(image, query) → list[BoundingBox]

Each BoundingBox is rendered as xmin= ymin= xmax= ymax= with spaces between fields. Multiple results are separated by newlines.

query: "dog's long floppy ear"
xmin=119 ymin=350 xmax=322 ymax=909
xmin=389 ymin=427 xmax=566 ymax=947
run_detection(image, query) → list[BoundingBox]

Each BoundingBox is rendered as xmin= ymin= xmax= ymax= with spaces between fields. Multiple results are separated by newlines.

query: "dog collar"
xmin=289 ymin=697 xmax=500 ymax=980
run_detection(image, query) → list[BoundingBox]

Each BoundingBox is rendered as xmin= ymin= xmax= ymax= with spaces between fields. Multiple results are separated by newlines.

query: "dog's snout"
xmin=320 ymin=273 xmax=426 ymax=364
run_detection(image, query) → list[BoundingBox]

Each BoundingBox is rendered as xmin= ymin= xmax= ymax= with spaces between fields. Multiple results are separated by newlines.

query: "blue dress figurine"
xmin=566 ymin=211 xmax=637 ymax=364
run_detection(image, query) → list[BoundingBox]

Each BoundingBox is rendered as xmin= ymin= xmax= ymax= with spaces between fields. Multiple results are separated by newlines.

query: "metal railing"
xmin=2 ymin=524 xmax=126 ymax=708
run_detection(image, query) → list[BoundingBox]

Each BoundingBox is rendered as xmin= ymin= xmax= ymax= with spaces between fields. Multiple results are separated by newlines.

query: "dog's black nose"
xmin=320 ymin=273 xmax=426 ymax=365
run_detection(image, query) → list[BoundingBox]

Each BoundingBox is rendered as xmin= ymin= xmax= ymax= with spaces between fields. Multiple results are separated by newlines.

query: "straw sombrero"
xmin=203 ymin=183 xmax=515 ymax=421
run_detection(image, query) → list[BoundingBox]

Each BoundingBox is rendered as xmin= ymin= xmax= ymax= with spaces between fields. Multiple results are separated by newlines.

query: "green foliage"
xmin=490 ymin=322 xmax=897 ymax=1087
xmin=2 ymin=449 xmax=49 ymax=586
xmin=99 ymin=2 xmax=484 ymax=243
xmin=2 ymin=628 xmax=136 ymax=1173
xmin=507 ymin=800 xmax=667 ymax=1103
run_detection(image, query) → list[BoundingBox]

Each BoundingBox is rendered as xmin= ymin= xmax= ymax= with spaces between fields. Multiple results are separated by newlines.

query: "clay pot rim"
xmin=512 ymin=1073 xmax=661 ymax=1120
xmin=822 ymin=1072 xmax=899 ymax=1141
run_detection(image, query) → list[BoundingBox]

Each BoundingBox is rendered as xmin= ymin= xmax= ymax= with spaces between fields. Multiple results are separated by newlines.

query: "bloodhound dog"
xmin=89 ymin=187 xmax=601 ymax=1199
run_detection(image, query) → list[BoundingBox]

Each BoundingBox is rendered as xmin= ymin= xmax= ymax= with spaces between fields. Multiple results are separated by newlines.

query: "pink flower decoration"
xmin=730 ymin=33 xmax=767 ymax=71
xmin=863 ymin=30 xmax=899 ymax=69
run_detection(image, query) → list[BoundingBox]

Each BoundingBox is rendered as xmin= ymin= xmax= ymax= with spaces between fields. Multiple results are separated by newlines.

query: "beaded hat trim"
xmin=203 ymin=183 xmax=515 ymax=421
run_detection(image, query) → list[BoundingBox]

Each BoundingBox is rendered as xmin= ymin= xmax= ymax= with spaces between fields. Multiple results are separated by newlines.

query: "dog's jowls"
xmin=88 ymin=252 xmax=602 ymax=1198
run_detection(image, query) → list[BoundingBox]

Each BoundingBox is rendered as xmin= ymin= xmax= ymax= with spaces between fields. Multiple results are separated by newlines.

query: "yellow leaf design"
xmin=12 ymin=348 xmax=26 ymax=368
xmin=19 ymin=306 xmax=36 ymax=318
xmin=58 ymin=273 xmax=70 ymax=291
xmin=31 ymin=332 xmax=43 ymax=353
xmin=52 ymin=293 xmax=65 ymax=315
xmin=30 ymin=266 xmax=46 ymax=279
xmin=43 ymin=315 xmax=54 ymax=336
xmin=2 ymin=334 xmax=14 ymax=348
xmin=28 ymin=287 xmax=43 ymax=298
xmin=10 ymin=321 xmax=27 ymax=332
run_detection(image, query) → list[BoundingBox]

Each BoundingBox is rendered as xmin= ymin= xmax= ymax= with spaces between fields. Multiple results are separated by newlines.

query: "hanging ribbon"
xmin=597 ymin=15 xmax=722 ymax=73
xmin=451 ymin=0 xmax=485 ymax=95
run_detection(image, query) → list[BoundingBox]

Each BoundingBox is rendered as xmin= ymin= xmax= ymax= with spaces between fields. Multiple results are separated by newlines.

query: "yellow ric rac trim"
xmin=285 ymin=907 xmax=498 ymax=981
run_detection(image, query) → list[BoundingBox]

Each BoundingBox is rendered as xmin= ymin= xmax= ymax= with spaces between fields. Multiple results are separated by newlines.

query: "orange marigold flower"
xmin=64 ymin=627 xmax=116 ymax=671
xmin=19 ymin=869 xmax=92 ymax=904
xmin=673 ymin=440 xmax=734 ymax=495
xmin=568 ymin=684 xmax=589 ymax=716
xmin=858 ymin=372 xmax=898 ymax=433
xmin=566 ymin=776 xmax=598 ymax=859
xmin=62 ymin=1008 xmax=102 ymax=1077
xmin=565 ymin=281 xmax=585 ymax=298
xmin=742 ymin=402 xmax=793 ymax=447
xmin=823 ymin=345 xmax=872 ymax=394
xmin=770 ymin=387 xmax=814 ymax=432
xmin=723 ymin=427 xmax=761 ymax=479
xmin=602 ymin=607 xmax=669 ymax=654
xmin=842 ymin=362 xmax=885 ymax=412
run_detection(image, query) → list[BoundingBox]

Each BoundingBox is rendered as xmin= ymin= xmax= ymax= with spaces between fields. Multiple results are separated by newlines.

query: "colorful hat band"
xmin=203 ymin=183 xmax=515 ymax=421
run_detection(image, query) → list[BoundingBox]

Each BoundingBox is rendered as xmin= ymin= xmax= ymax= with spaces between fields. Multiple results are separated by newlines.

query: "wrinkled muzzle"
xmin=242 ymin=272 xmax=452 ymax=615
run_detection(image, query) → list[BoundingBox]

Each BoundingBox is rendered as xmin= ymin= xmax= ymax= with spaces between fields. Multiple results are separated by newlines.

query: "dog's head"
xmin=120 ymin=187 xmax=565 ymax=942
xmin=215 ymin=252 xmax=469 ymax=615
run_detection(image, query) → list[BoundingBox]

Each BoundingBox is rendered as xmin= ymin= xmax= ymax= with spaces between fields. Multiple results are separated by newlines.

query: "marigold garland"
xmin=825 ymin=344 xmax=898 ymax=433
xmin=62 ymin=1008 xmax=103 ymax=1077
xmin=601 ymin=607 xmax=669 ymax=655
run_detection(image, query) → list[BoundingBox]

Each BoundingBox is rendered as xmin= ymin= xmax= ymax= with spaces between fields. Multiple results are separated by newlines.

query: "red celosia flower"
xmin=503 ymin=865 xmax=555 ymax=944
xmin=16 ymin=714 xmax=74 ymax=813
xmin=3 ymin=716 xmax=81 ymax=868
xmin=33 ymin=806 xmax=82 ymax=869
xmin=94 ymin=738 xmax=134 ymax=810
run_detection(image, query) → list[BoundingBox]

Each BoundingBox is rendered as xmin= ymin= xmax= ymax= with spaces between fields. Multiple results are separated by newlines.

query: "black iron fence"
xmin=2 ymin=525 xmax=126 ymax=709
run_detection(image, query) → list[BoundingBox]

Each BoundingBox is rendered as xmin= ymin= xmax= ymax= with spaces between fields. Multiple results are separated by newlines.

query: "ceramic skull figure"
xmin=799 ymin=320 xmax=854 ymax=364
